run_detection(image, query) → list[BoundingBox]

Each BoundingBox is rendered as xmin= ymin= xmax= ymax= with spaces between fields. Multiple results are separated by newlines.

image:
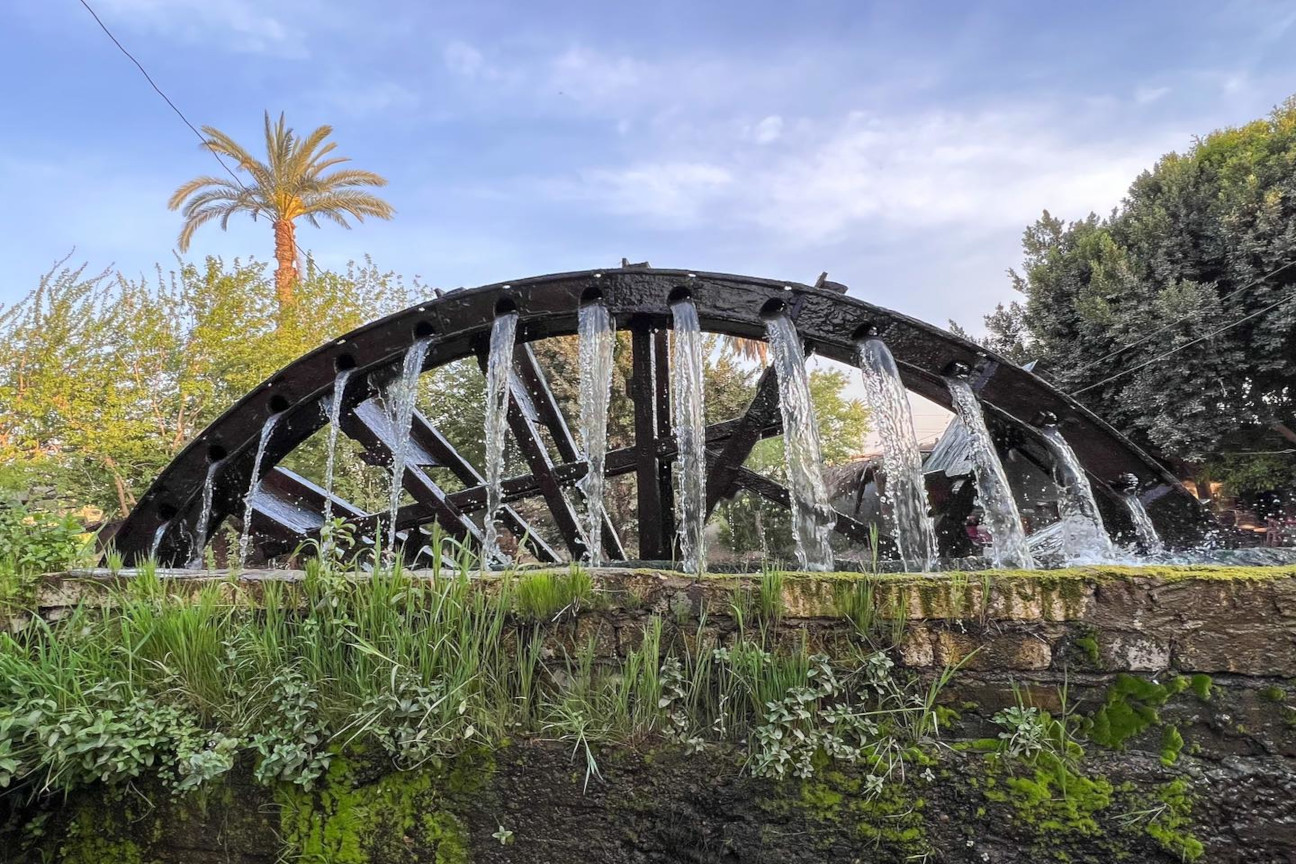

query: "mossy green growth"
xmin=983 ymin=752 xmax=1113 ymax=838
xmin=1188 ymin=674 xmax=1213 ymax=701
xmin=1075 ymin=633 xmax=1101 ymax=667
xmin=1145 ymin=778 xmax=1204 ymax=861
xmin=1260 ymin=685 xmax=1287 ymax=703
xmin=276 ymin=749 xmax=491 ymax=863
xmin=765 ymin=769 xmax=929 ymax=857
xmin=56 ymin=802 xmax=160 ymax=864
xmin=1087 ymin=674 xmax=1189 ymax=750
xmin=1159 ymin=726 xmax=1184 ymax=767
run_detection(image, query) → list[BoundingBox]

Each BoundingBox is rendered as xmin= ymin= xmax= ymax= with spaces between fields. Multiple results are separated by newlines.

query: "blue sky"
xmin=1 ymin=0 xmax=1294 ymax=336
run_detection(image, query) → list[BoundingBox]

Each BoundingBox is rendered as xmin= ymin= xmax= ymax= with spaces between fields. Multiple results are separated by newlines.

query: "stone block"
xmin=1098 ymin=631 xmax=1171 ymax=672
xmin=899 ymin=625 xmax=935 ymax=667
xmin=934 ymin=629 xmax=1052 ymax=671
xmin=1176 ymin=627 xmax=1296 ymax=677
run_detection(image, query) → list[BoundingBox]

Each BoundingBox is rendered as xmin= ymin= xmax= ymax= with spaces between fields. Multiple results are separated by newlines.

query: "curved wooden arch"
xmin=113 ymin=267 xmax=1209 ymax=566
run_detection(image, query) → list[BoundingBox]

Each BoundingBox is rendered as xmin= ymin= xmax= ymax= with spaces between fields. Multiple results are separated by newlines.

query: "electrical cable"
xmin=1071 ymin=288 xmax=1296 ymax=395
xmin=76 ymin=0 xmax=312 ymax=266
xmin=1068 ymin=258 xmax=1296 ymax=377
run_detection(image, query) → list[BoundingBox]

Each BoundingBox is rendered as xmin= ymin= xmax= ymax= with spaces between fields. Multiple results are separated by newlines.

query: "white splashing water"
xmin=1124 ymin=493 xmax=1165 ymax=555
xmin=944 ymin=377 xmax=1034 ymax=569
xmin=765 ymin=313 xmax=835 ymax=571
xmin=483 ymin=313 xmax=518 ymax=566
xmin=670 ymin=300 xmax=707 ymax=573
xmin=856 ymin=337 xmax=937 ymax=571
xmin=387 ymin=338 xmax=432 ymax=553
xmin=187 ymin=462 xmax=219 ymax=568
xmin=577 ymin=303 xmax=616 ymax=566
xmin=237 ymin=413 xmax=280 ymax=569
xmin=321 ymin=367 xmax=354 ymax=546
xmin=149 ymin=523 xmax=168 ymax=562
xmin=1040 ymin=425 xmax=1115 ymax=563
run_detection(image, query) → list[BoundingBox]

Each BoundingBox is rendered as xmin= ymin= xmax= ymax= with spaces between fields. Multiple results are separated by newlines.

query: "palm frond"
xmin=312 ymin=168 xmax=389 ymax=190
xmin=167 ymin=176 xmax=242 ymax=211
xmin=300 ymin=190 xmax=395 ymax=221
xmin=169 ymin=111 xmax=395 ymax=257
xmin=200 ymin=126 xmax=273 ymax=189
xmin=176 ymin=206 xmax=231 ymax=251
xmin=289 ymin=125 xmax=336 ymax=178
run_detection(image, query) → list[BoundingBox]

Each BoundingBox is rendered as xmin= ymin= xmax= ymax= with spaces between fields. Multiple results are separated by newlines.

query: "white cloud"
xmin=752 ymin=115 xmax=784 ymax=144
xmin=321 ymin=81 xmax=419 ymax=117
xmin=548 ymin=47 xmax=647 ymax=104
xmin=1135 ymin=85 xmax=1171 ymax=105
xmin=565 ymin=106 xmax=1176 ymax=246
xmin=559 ymin=162 xmax=734 ymax=226
xmin=96 ymin=0 xmax=307 ymax=57
xmin=444 ymin=41 xmax=488 ymax=78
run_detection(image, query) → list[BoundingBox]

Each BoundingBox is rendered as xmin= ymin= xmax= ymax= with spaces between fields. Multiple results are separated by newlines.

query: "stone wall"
xmin=6 ymin=565 xmax=1296 ymax=863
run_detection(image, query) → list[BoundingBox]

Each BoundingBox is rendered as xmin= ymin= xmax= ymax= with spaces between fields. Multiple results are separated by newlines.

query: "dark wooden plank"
xmin=404 ymin=409 xmax=561 ymax=563
xmin=652 ymin=330 xmax=676 ymax=550
xmin=631 ymin=322 xmax=665 ymax=558
xmin=704 ymin=366 xmax=782 ymax=515
xmin=511 ymin=344 xmax=625 ymax=560
xmin=344 ymin=399 xmax=482 ymax=543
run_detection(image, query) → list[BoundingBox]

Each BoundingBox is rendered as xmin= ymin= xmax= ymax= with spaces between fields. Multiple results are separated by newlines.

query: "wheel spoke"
xmin=631 ymin=322 xmax=669 ymax=558
xmin=511 ymin=343 xmax=625 ymax=560
xmin=708 ymin=452 xmax=873 ymax=545
xmin=475 ymin=344 xmax=588 ymax=558
xmin=345 ymin=397 xmax=483 ymax=543
xmin=704 ymin=365 xmax=782 ymax=515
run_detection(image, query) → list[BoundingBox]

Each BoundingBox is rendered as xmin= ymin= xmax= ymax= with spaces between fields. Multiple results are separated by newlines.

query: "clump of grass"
xmin=513 ymin=565 xmax=593 ymax=619
xmin=756 ymin=563 xmax=784 ymax=622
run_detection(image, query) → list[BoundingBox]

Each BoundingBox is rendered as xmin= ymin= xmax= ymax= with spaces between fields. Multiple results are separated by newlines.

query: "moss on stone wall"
xmin=276 ymin=749 xmax=491 ymax=864
xmin=1087 ymin=675 xmax=1190 ymax=750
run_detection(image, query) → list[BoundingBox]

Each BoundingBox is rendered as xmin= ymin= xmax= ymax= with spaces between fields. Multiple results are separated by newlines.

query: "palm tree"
xmin=168 ymin=112 xmax=395 ymax=311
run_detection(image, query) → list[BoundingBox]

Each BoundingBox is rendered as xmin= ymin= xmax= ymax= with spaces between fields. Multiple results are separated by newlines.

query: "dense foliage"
xmin=960 ymin=97 xmax=1296 ymax=495
xmin=0 ymin=256 xmax=419 ymax=517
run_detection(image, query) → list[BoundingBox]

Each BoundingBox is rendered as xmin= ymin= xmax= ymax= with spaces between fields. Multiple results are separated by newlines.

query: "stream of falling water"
xmin=237 ymin=414 xmax=280 ymax=569
xmin=387 ymin=338 xmax=432 ymax=553
xmin=670 ymin=299 xmax=707 ymax=573
xmin=944 ymin=377 xmax=1034 ymax=569
xmin=856 ymin=337 xmax=937 ymax=571
xmin=149 ymin=523 xmax=168 ymax=561
xmin=482 ymin=313 xmax=518 ymax=566
xmin=765 ymin=313 xmax=835 ymax=571
xmin=1040 ymin=425 xmax=1115 ymax=563
xmin=1124 ymin=493 xmax=1165 ymax=554
xmin=321 ymin=367 xmax=354 ymax=542
xmin=578 ymin=303 xmax=616 ymax=566
xmin=187 ymin=462 xmax=219 ymax=568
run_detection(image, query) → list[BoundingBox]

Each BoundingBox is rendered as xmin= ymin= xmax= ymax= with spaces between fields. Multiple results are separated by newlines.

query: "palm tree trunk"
xmin=273 ymin=218 xmax=299 ymax=311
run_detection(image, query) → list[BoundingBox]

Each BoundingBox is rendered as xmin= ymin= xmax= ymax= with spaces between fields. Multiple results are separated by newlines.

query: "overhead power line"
xmin=1071 ymin=287 xmax=1296 ymax=396
xmin=1068 ymin=258 xmax=1296 ymax=377
xmin=76 ymin=0 xmax=311 ymax=266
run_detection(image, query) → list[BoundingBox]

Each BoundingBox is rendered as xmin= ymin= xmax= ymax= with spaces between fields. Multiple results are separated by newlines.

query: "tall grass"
xmin=0 ymin=552 xmax=961 ymax=801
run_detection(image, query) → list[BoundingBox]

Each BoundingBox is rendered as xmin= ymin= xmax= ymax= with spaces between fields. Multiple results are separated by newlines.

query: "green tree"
xmin=966 ymin=97 xmax=1296 ymax=495
xmin=168 ymin=112 xmax=395 ymax=312
xmin=0 ymin=257 xmax=417 ymax=516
